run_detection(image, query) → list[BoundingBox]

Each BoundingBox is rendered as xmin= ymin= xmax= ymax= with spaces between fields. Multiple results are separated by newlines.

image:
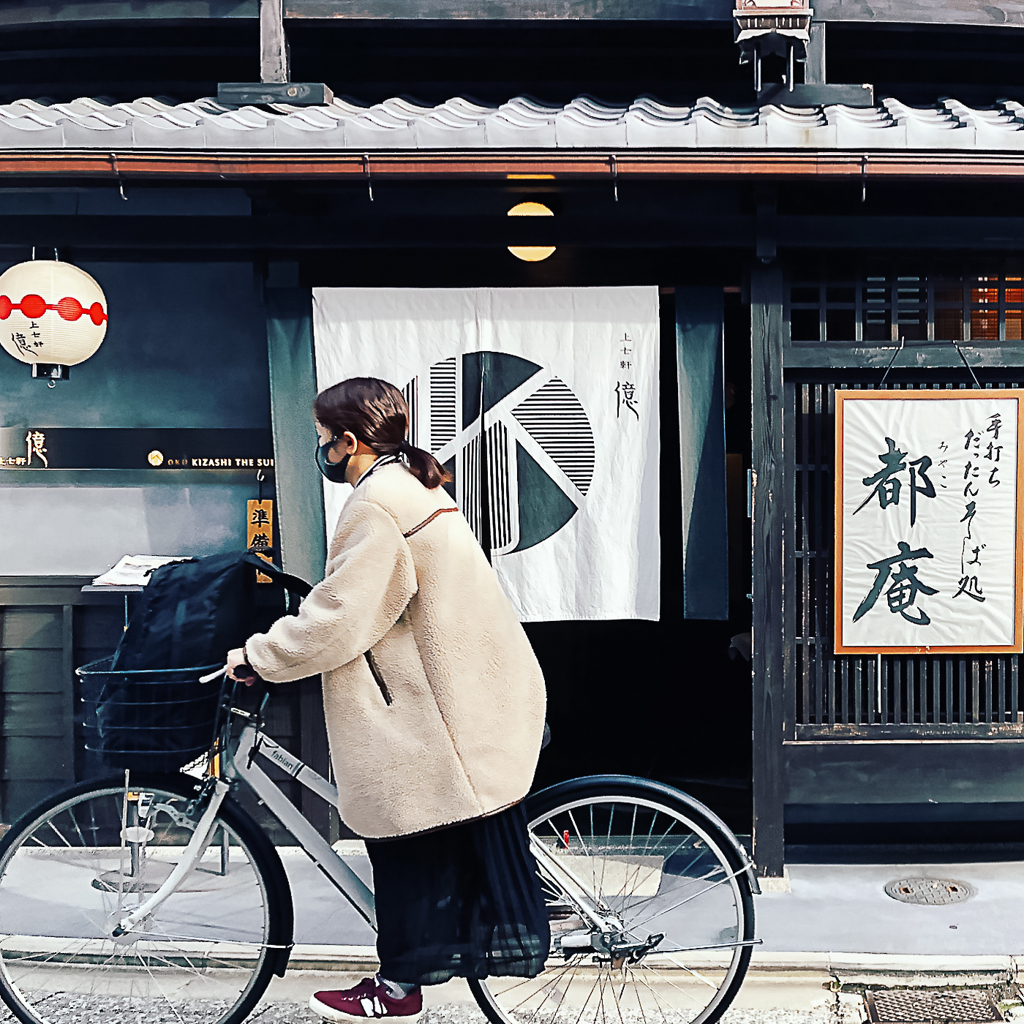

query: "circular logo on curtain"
xmin=404 ymin=352 xmax=595 ymax=553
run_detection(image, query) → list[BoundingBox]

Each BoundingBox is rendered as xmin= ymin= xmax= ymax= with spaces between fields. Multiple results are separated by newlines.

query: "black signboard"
xmin=0 ymin=428 xmax=275 ymax=470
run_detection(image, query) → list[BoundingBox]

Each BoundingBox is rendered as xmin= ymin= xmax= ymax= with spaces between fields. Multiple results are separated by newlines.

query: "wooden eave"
xmin=6 ymin=149 xmax=1024 ymax=182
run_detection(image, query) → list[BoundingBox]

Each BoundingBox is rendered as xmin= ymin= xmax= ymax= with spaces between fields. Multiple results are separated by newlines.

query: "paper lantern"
xmin=0 ymin=260 xmax=108 ymax=382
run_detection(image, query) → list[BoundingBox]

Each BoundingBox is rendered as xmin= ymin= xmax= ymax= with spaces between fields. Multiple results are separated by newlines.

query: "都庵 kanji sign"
xmin=835 ymin=390 xmax=1024 ymax=654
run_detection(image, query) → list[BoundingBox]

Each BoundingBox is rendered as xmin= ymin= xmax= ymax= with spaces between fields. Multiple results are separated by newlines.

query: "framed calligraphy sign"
xmin=835 ymin=390 xmax=1024 ymax=655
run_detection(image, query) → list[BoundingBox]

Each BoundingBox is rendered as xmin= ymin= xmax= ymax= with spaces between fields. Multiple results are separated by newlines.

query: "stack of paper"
xmin=91 ymin=555 xmax=190 ymax=587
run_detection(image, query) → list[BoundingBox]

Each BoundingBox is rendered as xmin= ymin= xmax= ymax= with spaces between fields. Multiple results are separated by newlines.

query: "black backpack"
xmin=111 ymin=550 xmax=312 ymax=671
xmin=81 ymin=552 xmax=311 ymax=771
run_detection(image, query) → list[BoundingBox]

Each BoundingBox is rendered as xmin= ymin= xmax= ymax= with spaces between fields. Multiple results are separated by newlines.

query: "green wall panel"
xmin=1 ymin=649 xmax=64 ymax=693
xmin=1 ymin=608 xmax=62 ymax=649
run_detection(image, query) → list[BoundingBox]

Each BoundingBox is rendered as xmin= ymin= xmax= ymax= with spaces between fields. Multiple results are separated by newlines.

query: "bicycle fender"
xmin=527 ymin=774 xmax=761 ymax=895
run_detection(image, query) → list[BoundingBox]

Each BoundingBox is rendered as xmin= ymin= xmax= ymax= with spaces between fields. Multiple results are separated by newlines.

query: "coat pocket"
xmin=364 ymin=650 xmax=393 ymax=706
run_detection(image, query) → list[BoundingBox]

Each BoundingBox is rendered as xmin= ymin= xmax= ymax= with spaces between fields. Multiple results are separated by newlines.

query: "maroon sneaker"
xmin=309 ymin=976 xmax=423 ymax=1021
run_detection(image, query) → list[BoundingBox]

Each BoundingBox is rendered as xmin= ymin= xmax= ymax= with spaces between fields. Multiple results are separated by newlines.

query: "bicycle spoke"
xmin=476 ymin=785 xmax=752 ymax=1024
xmin=626 ymin=963 xmax=650 ymax=1024
xmin=45 ymin=822 xmax=72 ymax=848
xmin=633 ymin=959 xmax=708 ymax=1009
xmin=140 ymin=955 xmax=187 ymax=1024
xmin=628 ymin=863 xmax=747 ymax=932
xmin=0 ymin=782 xmax=276 ymax=1024
xmin=540 ymin=956 xmax=586 ymax=1024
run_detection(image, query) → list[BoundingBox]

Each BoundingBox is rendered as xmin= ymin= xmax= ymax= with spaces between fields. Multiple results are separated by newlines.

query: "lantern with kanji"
xmin=0 ymin=260 xmax=108 ymax=382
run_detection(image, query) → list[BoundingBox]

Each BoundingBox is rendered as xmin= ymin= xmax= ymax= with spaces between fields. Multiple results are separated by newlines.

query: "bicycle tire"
xmin=470 ymin=775 xmax=755 ymax=1024
xmin=0 ymin=773 xmax=293 ymax=1024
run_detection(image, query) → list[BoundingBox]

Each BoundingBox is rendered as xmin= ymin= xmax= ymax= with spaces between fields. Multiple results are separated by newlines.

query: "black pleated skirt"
xmin=365 ymin=801 xmax=550 ymax=986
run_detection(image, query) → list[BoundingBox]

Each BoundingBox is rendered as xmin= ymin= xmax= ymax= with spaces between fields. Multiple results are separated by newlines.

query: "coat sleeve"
xmin=244 ymin=499 xmax=416 ymax=683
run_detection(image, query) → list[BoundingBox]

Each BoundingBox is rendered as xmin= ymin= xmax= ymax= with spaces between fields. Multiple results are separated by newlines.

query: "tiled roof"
xmin=2 ymin=94 xmax=1024 ymax=150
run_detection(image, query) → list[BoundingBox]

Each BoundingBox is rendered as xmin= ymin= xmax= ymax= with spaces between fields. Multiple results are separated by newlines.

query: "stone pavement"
xmin=2 ymin=843 xmax=1023 ymax=1022
xmin=288 ymin=844 xmax=1024 ymax=958
xmin=266 ymin=846 xmax=1024 ymax=1019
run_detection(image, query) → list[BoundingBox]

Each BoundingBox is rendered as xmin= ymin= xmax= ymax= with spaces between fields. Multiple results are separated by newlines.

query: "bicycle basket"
xmin=78 ymin=656 xmax=227 ymax=772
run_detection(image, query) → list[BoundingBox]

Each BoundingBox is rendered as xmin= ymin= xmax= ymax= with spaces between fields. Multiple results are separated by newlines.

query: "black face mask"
xmin=315 ymin=438 xmax=350 ymax=484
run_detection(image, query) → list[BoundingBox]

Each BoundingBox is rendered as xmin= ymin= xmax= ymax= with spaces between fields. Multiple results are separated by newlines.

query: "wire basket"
xmin=78 ymin=656 xmax=228 ymax=773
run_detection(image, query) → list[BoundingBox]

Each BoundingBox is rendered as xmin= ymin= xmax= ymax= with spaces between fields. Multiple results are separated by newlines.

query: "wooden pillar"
xmin=805 ymin=23 xmax=826 ymax=85
xmin=750 ymin=262 xmax=786 ymax=877
xmin=260 ymin=0 xmax=290 ymax=84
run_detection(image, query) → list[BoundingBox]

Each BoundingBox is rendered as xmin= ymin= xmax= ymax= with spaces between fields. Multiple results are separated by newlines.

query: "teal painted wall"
xmin=0 ymin=258 xmax=271 ymax=575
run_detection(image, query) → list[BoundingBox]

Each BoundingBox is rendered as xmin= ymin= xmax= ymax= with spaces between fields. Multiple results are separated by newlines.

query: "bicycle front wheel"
xmin=471 ymin=775 xmax=755 ymax=1024
xmin=0 ymin=774 xmax=292 ymax=1024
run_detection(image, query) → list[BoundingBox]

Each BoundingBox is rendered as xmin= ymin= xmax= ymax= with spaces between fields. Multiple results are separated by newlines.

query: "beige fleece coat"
xmin=244 ymin=462 xmax=547 ymax=839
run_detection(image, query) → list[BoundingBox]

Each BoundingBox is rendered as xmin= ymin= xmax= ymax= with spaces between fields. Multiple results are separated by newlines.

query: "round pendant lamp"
xmin=507 ymin=202 xmax=556 ymax=262
xmin=0 ymin=260 xmax=108 ymax=383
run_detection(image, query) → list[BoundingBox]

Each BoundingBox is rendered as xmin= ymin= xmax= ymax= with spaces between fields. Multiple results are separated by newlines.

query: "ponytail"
xmin=400 ymin=438 xmax=451 ymax=489
xmin=315 ymin=377 xmax=452 ymax=491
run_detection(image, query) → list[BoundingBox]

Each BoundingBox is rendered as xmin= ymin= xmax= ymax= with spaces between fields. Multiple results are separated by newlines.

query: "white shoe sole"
xmin=308 ymin=992 xmax=422 ymax=1022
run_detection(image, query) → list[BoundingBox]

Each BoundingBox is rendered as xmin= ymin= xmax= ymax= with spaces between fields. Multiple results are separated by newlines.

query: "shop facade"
xmin=3 ymin=0 xmax=1024 ymax=874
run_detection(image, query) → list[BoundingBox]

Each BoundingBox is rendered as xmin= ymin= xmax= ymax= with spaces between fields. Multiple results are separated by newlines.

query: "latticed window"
xmin=785 ymin=263 xmax=1024 ymax=737
xmin=788 ymin=266 xmax=1024 ymax=345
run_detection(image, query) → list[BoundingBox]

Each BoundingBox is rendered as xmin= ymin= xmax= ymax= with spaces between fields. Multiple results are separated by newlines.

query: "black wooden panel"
xmin=1 ymin=781 xmax=61 ymax=824
xmin=262 ymin=692 xmax=296 ymax=738
xmin=75 ymin=649 xmax=117 ymax=670
xmin=1 ymin=608 xmax=62 ymax=649
xmin=751 ymin=263 xmax=786 ymax=878
xmin=2 ymin=737 xmax=73 ymax=782
xmin=300 ymin=678 xmax=334 ymax=840
xmin=785 ymin=740 xmax=1024 ymax=806
xmin=2 ymin=693 xmax=71 ymax=738
xmin=74 ymin=605 xmax=124 ymax=651
xmin=1 ymin=650 xmax=64 ymax=693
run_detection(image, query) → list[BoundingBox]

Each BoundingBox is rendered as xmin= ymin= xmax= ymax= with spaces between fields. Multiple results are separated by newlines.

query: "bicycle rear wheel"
xmin=470 ymin=775 xmax=755 ymax=1024
xmin=0 ymin=774 xmax=292 ymax=1024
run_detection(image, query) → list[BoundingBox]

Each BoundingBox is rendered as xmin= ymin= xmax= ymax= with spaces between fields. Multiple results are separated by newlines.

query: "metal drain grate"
xmin=884 ymin=877 xmax=977 ymax=905
xmin=865 ymin=990 xmax=1003 ymax=1023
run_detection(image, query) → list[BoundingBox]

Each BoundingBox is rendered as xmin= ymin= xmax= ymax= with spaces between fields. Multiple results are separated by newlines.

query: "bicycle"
xmin=0 ymin=662 xmax=759 ymax=1024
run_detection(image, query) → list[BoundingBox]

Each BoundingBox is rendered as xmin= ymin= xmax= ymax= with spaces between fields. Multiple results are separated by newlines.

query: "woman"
xmin=225 ymin=377 xmax=549 ymax=1023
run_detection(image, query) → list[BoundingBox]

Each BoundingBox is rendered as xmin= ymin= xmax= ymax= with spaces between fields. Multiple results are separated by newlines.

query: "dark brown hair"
xmin=313 ymin=377 xmax=452 ymax=490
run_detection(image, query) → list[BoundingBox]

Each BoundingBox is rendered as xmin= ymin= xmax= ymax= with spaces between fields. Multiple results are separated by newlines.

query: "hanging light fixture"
xmin=0 ymin=259 xmax=108 ymax=385
xmin=507 ymin=202 xmax=556 ymax=263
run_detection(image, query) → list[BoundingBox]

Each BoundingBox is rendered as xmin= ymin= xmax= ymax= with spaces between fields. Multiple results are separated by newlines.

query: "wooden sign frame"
xmin=834 ymin=389 xmax=1024 ymax=655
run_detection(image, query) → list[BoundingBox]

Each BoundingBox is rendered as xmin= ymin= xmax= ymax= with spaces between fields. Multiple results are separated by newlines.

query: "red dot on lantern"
xmin=0 ymin=296 xmax=12 ymax=320
xmin=57 ymin=296 xmax=84 ymax=321
xmin=90 ymin=302 xmax=106 ymax=325
xmin=20 ymin=294 xmax=46 ymax=319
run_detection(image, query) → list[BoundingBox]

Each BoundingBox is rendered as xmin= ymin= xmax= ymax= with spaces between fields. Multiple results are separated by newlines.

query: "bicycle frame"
xmin=106 ymin=705 xmax=617 ymax=944
xmin=227 ymin=723 xmax=376 ymax=926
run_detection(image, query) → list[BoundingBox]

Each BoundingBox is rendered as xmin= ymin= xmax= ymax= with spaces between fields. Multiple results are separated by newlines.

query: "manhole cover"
xmin=865 ymin=990 xmax=1002 ymax=1023
xmin=884 ymin=877 xmax=977 ymax=905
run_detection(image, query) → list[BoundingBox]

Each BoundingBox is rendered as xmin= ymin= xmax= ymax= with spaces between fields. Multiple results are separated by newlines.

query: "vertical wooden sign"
xmin=247 ymin=499 xmax=274 ymax=583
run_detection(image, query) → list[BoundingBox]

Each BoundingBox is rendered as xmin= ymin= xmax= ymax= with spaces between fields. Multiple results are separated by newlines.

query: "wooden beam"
xmin=784 ymin=342 xmax=1024 ymax=370
xmin=284 ymin=0 xmax=730 ymax=18
xmin=3 ymin=150 xmax=1024 ymax=183
xmin=3 ymin=208 xmax=1024 ymax=252
xmin=285 ymin=0 xmax=1024 ymax=23
xmin=0 ymin=0 xmax=258 ymax=28
xmin=0 ymin=0 xmax=1022 ymax=25
xmin=3 ymin=209 xmax=1024 ymax=252
xmin=750 ymin=262 xmax=786 ymax=878
xmin=785 ymin=738 xmax=1024 ymax=806
xmin=0 ymin=212 xmax=756 ymax=249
